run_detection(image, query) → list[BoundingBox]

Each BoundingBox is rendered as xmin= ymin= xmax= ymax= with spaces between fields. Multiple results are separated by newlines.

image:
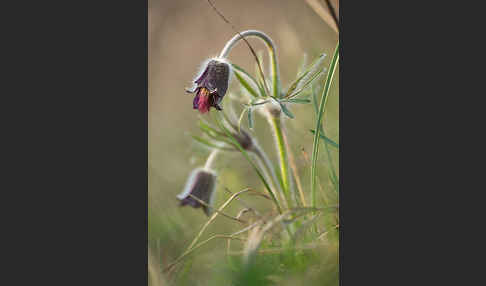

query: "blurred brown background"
xmin=149 ymin=0 xmax=338 ymax=282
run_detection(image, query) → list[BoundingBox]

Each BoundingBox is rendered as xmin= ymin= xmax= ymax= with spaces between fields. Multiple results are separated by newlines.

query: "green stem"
xmin=214 ymin=113 xmax=283 ymax=214
xmin=269 ymin=114 xmax=292 ymax=208
xmin=311 ymin=42 xmax=339 ymax=209
xmin=252 ymin=143 xmax=284 ymax=202
xmin=219 ymin=30 xmax=288 ymax=208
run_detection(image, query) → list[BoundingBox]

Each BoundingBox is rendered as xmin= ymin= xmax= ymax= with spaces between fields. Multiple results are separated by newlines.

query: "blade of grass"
xmin=309 ymin=69 xmax=339 ymax=193
xmin=311 ymin=42 xmax=339 ymax=209
xmin=322 ymin=128 xmax=338 ymax=193
xmin=309 ymin=129 xmax=339 ymax=149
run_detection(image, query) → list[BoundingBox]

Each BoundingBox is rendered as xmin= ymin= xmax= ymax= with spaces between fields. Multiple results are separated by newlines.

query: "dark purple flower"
xmin=187 ymin=59 xmax=230 ymax=114
xmin=176 ymin=168 xmax=217 ymax=216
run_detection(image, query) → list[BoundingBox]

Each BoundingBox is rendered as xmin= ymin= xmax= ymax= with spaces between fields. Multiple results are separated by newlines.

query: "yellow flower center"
xmin=199 ymin=87 xmax=210 ymax=97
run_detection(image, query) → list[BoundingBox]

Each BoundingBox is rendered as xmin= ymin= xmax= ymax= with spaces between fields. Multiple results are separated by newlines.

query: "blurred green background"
xmin=149 ymin=0 xmax=339 ymax=285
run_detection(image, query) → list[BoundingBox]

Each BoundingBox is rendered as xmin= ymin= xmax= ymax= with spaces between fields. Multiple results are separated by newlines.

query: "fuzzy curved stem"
xmin=219 ymin=30 xmax=281 ymax=98
xmin=219 ymin=30 xmax=292 ymax=211
xmin=204 ymin=149 xmax=220 ymax=170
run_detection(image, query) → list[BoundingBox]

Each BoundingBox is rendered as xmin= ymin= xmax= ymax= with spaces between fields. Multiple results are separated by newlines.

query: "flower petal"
xmin=194 ymin=65 xmax=209 ymax=85
xmin=193 ymin=94 xmax=200 ymax=109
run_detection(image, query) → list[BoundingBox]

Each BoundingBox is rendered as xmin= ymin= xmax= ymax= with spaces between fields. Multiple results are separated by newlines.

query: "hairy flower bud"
xmin=176 ymin=168 xmax=217 ymax=216
xmin=187 ymin=58 xmax=231 ymax=114
xmin=234 ymin=128 xmax=253 ymax=151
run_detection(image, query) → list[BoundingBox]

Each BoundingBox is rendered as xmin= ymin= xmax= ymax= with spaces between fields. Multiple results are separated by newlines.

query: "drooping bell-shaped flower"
xmin=187 ymin=59 xmax=230 ymax=114
xmin=176 ymin=168 xmax=217 ymax=216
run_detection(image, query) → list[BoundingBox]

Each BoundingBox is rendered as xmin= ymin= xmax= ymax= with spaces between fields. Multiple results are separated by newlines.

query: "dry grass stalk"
xmin=305 ymin=0 xmax=339 ymax=34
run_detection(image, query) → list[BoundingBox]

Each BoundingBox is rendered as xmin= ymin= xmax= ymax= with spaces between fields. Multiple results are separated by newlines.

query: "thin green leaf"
xmin=279 ymin=102 xmax=294 ymax=119
xmin=309 ymin=129 xmax=339 ymax=149
xmin=323 ymin=128 xmax=339 ymax=194
xmin=237 ymin=107 xmax=248 ymax=133
xmin=286 ymin=53 xmax=326 ymax=98
xmin=287 ymin=69 xmax=324 ymax=99
xmin=297 ymin=53 xmax=308 ymax=77
xmin=311 ymin=42 xmax=339 ymax=210
xmin=232 ymin=64 xmax=259 ymax=86
xmin=198 ymin=121 xmax=226 ymax=141
xmin=249 ymin=99 xmax=270 ymax=106
xmin=247 ymin=107 xmax=253 ymax=129
xmin=328 ymin=166 xmax=338 ymax=192
xmin=311 ymin=84 xmax=320 ymax=115
xmin=198 ymin=119 xmax=223 ymax=136
xmin=191 ymin=135 xmax=234 ymax=151
xmin=310 ymin=67 xmax=339 ymax=193
xmin=231 ymin=64 xmax=260 ymax=98
xmin=285 ymin=70 xmax=310 ymax=98
xmin=234 ymin=72 xmax=259 ymax=98
xmin=284 ymin=98 xmax=312 ymax=104
xmin=257 ymin=79 xmax=267 ymax=97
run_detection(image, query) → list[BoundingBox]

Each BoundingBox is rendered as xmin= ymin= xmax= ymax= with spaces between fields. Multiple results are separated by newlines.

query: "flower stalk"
xmin=219 ymin=30 xmax=293 ymax=209
xmin=204 ymin=149 xmax=220 ymax=170
xmin=268 ymin=113 xmax=292 ymax=208
xmin=219 ymin=30 xmax=280 ymax=99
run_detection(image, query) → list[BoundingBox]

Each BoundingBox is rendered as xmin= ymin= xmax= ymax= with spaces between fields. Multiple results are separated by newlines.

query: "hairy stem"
xmin=268 ymin=114 xmax=292 ymax=208
xmin=219 ymin=30 xmax=293 ymax=213
xmin=219 ymin=30 xmax=280 ymax=98
xmin=251 ymin=143 xmax=286 ymax=204
xmin=283 ymin=126 xmax=307 ymax=207
xmin=204 ymin=149 xmax=220 ymax=170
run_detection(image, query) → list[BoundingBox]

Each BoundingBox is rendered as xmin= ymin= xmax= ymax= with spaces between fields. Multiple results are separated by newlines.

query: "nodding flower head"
xmin=176 ymin=168 xmax=217 ymax=216
xmin=187 ymin=58 xmax=231 ymax=114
